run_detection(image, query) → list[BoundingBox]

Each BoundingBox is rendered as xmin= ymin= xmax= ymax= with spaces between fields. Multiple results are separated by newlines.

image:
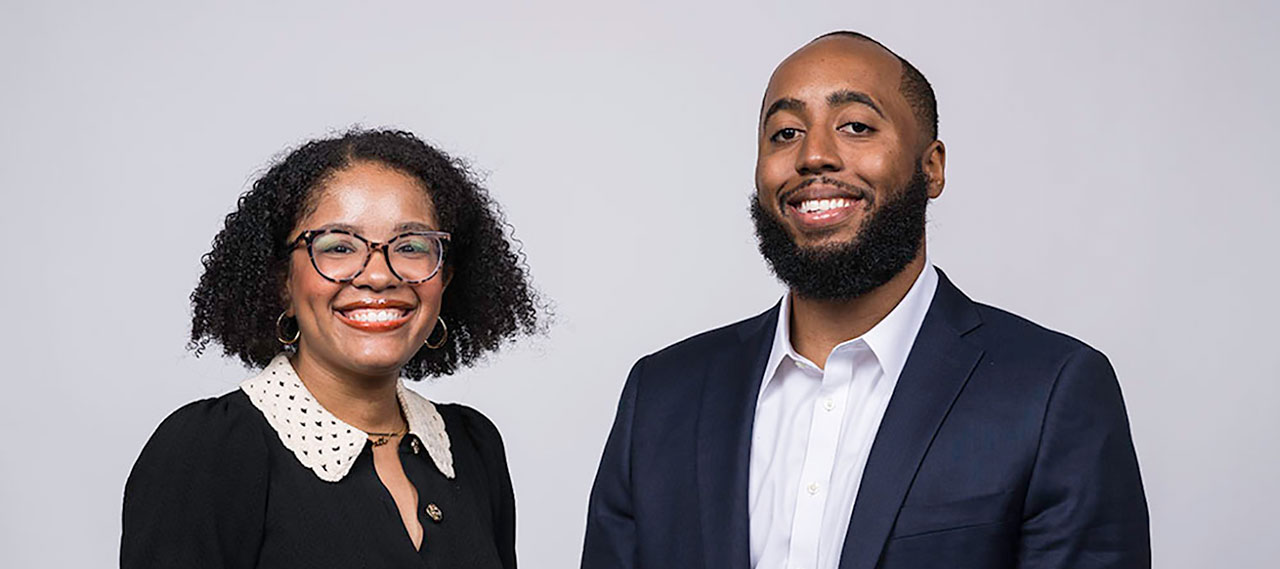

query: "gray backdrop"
xmin=2 ymin=1 xmax=1277 ymax=567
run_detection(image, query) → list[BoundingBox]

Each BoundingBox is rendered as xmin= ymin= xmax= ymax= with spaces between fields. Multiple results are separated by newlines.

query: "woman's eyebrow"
xmin=395 ymin=221 xmax=436 ymax=232
xmin=315 ymin=222 xmax=360 ymax=232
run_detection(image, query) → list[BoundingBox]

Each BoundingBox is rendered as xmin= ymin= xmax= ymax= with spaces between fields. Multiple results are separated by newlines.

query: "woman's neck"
xmin=288 ymin=349 xmax=405 ymax=433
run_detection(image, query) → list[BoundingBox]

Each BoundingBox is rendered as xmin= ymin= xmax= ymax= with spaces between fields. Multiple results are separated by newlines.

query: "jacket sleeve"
xmin=581 ymin=358 xmax=645 ymax=569
xmin=1018 ymin=347 xmax=1151 ymax=568
xmin=121 ymin=396 xmax=269 ymax=569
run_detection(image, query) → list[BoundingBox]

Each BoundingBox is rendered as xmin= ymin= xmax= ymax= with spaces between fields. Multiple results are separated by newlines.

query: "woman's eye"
xmin=314 ymin=237 xmax=360 ymax=255
xmin=393 ymin=237 xmax=436 ymax=257
xmin=840 ymin=122 xmax=873 ymax=134
xmin=770 ymin=128 xmax=802 ymax=143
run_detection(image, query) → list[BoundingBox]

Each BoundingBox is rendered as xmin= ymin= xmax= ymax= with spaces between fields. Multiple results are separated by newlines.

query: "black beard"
xmin=751 ymin=166 xmax=929 ymax=301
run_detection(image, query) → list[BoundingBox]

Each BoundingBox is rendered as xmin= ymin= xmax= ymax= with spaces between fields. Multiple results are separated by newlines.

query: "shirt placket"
xmin=785 ymin=344 xmax=856 ymax=569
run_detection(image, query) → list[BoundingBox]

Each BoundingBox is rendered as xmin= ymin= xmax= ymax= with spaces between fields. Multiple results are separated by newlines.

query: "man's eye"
xmin=840 ymin=122 xmax=873 ymax=134
xmin=770 ymin=128 xmax=802 ymax=143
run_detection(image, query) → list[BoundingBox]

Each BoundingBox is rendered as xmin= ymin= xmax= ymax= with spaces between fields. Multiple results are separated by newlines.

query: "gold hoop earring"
xmin=425 ymin=317 xmax=448 ymax=349
xmin=276 ymin=311 xmax=300 ymax=345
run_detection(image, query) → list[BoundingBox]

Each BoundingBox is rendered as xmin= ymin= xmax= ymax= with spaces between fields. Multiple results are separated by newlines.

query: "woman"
xmin=122 ymin=129 xmax=541 ymax=568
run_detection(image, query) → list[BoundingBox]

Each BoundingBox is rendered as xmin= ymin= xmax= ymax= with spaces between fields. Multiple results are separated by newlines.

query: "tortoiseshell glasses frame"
xmin=289 ymin=228 xmax=451 ymax=284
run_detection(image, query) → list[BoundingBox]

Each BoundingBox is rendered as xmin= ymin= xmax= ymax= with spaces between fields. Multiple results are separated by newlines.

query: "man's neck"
xmin=788 ymin=253 xmax=927 ymax=369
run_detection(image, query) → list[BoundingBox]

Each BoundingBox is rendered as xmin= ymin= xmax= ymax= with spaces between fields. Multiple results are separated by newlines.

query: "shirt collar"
xmin=239 ymin=354 xmax=455 ymax=482
xmin=861 ymin=259 xmax=938 ymax=382
xmin=763 ymin=290 xmax=806 ymax=382
xmin=762 ymin=259 xmax=939 ymax=393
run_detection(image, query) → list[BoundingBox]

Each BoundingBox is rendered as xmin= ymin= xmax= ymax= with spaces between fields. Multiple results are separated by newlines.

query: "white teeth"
xmin=798 ymin=198 xmax=852 ymax=213
xmin=344 ymin=309 xmax=406 ymax=322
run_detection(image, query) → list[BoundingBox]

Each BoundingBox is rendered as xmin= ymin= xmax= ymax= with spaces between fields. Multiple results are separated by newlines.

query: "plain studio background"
xmin=2 ymin=0 xmax=1277 ymax=567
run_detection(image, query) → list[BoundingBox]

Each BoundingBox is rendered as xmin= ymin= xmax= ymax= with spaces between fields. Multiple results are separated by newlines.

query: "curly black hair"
xmin=190 ymin=128 xmax=543 ymax=379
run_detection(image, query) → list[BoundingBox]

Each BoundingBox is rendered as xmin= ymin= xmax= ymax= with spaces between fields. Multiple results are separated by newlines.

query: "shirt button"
xmin=823 ymin=397 xmax=835 ymax=411
xmin=807 ymin=482 xmax=820 ymax=495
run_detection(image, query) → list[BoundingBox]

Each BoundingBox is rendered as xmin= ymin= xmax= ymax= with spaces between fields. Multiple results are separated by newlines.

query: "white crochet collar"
xmin=239 ymin=354 xmax=455 ymax=482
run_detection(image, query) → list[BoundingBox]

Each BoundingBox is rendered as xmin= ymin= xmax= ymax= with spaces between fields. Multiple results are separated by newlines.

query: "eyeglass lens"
xmin=310 ymin=232 xmax=443 ymax=282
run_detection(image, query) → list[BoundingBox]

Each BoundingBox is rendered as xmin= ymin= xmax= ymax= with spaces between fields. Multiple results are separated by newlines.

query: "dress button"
xmin=823 ymin=398 xmax=835 ymax=411
xmin=807 ymin=482 xmax=820 ymax=495
xmin=425 ymin=503 xmax=443 ymax=522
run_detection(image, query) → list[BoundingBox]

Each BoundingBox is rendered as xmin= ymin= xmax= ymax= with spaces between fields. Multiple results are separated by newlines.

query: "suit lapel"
xmin=697 ymin=305 xmax=778 ymax=569
xmin=839 ymin=272 xmax=985 ymax=569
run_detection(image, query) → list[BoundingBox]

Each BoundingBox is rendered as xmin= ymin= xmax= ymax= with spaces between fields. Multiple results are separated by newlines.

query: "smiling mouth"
xmin=334 ymin=302 xmax=415 ymax=332
xmin=780 ymin=180 xmax=871 ymax=231
xmin=794 ymin=197 xmax=858 ymax=214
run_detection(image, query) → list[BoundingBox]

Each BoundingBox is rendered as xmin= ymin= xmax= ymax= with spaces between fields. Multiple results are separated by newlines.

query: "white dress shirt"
xmin=749 ymin=261 xmax=938 ymax=569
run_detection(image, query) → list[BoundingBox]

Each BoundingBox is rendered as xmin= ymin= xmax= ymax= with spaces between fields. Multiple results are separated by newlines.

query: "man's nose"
xmin=796 ymin=129 xmax=844 ymax=175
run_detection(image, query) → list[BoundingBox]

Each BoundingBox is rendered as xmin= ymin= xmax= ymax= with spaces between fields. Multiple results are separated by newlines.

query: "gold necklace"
xmin=367 ymin=424 xmax=408 ymax=447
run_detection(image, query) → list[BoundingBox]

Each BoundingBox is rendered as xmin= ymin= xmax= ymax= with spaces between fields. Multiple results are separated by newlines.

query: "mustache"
xmin=777 ymin=176 xmax=875 ymax=209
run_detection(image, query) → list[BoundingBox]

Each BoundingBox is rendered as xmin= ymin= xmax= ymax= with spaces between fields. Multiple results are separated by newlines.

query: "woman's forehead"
xmin=304 ymin=163 xmax=438 ymax=230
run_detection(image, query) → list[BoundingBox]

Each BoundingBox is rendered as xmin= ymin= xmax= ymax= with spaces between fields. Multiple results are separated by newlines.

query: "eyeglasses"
xmin=289 ymin=229 xmax=451 ymax=284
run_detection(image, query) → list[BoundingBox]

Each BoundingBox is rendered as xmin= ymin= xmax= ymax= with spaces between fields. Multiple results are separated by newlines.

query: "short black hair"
xmin=812 ymin=30 xmax=939 ymax=142
xmin=190 ymin=128 xmax=544 ymax=379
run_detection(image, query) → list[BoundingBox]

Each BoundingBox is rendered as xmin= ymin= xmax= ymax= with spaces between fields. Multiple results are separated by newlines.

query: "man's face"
xmin=753 ymin=37 xmax=943 ymax=300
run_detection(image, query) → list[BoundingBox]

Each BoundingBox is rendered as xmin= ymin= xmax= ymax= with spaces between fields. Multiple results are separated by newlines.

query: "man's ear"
xmin=922 ymin=139 xmax=946 ymax=199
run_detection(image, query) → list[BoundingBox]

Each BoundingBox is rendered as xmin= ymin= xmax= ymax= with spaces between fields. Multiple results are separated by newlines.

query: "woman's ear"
xmin=278 ymin=267 xmax=295 ymax=316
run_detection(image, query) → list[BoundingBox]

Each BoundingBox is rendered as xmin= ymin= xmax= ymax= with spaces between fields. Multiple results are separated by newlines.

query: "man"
xmin=581 ymin=31 xmax=1150 ymax=569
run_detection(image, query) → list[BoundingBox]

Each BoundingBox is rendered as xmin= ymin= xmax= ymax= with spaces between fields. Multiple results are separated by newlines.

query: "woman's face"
xmin=285 ymin=161 xmax=447 ymax=380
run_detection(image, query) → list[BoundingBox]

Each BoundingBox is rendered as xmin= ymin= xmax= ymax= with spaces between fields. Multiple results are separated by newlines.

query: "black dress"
xmin=121 ymin=389 xmax=516 ymax=569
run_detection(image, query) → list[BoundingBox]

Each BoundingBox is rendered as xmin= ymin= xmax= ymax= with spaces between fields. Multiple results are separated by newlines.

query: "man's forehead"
xmin=763 ymin=37 xmax=904 ymax=113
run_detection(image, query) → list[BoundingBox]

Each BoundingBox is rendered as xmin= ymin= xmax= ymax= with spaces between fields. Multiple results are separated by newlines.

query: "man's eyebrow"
xmin=762 ymin=91 xmax=885 ymax=123
xmin=763 ymin=97 xmax=805 ymax=123
xmin=828 ymin=89 xmax=884 ymax=118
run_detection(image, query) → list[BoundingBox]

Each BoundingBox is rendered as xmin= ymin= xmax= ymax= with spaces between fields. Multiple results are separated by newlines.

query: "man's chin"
xmin=751 ymin=167 xmax=929 ymax=301
xmin=785 ymin=224 xmax=861 ymax=250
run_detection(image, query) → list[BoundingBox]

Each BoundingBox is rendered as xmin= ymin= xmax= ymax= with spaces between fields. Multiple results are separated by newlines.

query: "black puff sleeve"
xmin=121 ymin=393 xmax=269 ymax=569
xmin=447 ymin=405 xmax=517 ymax=569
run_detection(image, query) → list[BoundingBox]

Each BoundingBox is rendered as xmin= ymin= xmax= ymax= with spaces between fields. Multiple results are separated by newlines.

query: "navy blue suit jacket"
xmin=582 ymin=269 xmax=1149 ymax=569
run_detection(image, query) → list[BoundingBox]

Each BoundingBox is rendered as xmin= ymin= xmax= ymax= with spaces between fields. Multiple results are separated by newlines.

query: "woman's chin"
xmin=357 ymin=355 xmax=415 ymax=374
xmin=333 ymin=345 xmax=420 ymax=378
